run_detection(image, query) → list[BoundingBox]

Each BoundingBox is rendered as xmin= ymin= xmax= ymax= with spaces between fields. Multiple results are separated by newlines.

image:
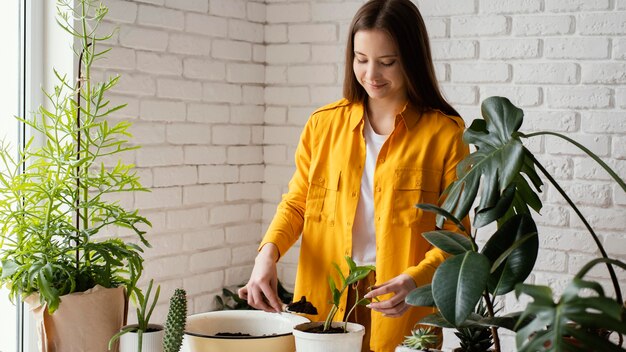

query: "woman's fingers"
xmin=364 ymin=274 xmax=417 ymax=317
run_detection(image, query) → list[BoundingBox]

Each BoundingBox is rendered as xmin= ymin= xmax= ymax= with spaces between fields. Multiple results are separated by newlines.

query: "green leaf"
xmin=438 ymin=97 xmax=538 ymax=229
xmin=422 ymin=231 xmax=472 ymax=255
xmin=432 ymin=252 xmax=491 ymax=326
xmin=415 ymin=203 xmax=466 ymax=233
xmin=1 ymin=260 xmax=19 ymax=279
xmin=345 ymin=255 xmax=357 ymax=273
xmin=419 ymin=312 xmax=456 ymax=329
xmin=405 ymin=284 xmax=435 ymax=307
xmin=515 ymin=274 xmax=626 ymax=352
xmin=332 ymin=262 xmax=346 ymax=285
xmin=474 ymin=183 xmax=515 ymax=228
xmin=482 ymin=213 xmax=539 ymax=295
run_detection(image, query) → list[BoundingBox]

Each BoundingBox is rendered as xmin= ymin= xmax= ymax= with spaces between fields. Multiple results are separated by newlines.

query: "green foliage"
xmin=215 ymin=279 xmax=293 ymax=310
xmin=406 ymin=96 xmax=626 ymax=350
xmin=163 ymin=288 xmax=187 ymax=352
xmin=402 ymin=326 xmax=440 ymax=350
xmin=0 ymin=0 xmax=150 ymax=314
xmin=437 ymin=97 xmax=543 ymax=230
xmin=323 ymin=256 xmax=375 ymax=332
xmin=108 ymin=279 xmax=160 ymax=351
xmin=454 ymin=301 xmax=494 ymax=352
xmin=515 ymin=258 xmax=626 ymax=352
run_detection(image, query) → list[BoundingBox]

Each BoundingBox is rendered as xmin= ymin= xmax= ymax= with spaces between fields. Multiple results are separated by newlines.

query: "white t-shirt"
xmin=352 ymin=116 xmax=389 ymax=266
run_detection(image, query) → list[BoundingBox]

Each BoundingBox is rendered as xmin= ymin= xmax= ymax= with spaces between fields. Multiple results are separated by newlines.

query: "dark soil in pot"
xmin=301 ymin=324 xmax=346 ymax=334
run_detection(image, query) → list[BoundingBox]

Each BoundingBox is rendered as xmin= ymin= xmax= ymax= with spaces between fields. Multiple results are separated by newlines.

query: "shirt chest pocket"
xmin=392 ymin=168 xmax=441 ymax=227
xmin=305 ymin=168 xmax=341 ymax=225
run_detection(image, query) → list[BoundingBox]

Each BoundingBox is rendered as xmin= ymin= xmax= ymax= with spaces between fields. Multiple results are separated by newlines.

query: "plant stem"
xmin=324 ymin=305 xmax=338 ymax=331
xmin=75 ymin=37 xmax=86 ymax=277
xmin=482 ymin=293 xmax=501 ymax=352
xmin=137 ymin=330 xmax=143 ymax=352
xmin=530 ymin=154 xmax=623 ymax=305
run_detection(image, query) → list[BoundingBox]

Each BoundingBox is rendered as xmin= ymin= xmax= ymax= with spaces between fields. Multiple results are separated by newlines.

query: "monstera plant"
xmin=406 ymin=96 xmax=626 ymax=351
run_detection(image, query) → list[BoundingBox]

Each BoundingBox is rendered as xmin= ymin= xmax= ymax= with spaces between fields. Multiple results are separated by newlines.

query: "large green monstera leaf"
xmin=436 ymin=97 xmax=542 ymax=229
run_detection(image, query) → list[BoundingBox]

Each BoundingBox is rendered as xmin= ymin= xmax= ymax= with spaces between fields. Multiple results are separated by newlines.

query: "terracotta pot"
xmin=183 ymin=310 xmax=309 ymax=352
xmin=119 ymin=324 xmax=164 ymax=352
xmin=293 ymin=321 xmax=365 ymax=352
xmin=24 ymin=285 xmax=127 ymax=352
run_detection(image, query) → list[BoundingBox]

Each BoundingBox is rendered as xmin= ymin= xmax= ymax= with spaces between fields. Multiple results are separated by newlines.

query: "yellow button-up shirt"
xmin=261 ymin=98 xmax=469 ymax=351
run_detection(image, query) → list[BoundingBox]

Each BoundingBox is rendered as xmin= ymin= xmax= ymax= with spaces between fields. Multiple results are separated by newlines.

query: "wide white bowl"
xmin=183 ymin=310 xmax=309 ymax=352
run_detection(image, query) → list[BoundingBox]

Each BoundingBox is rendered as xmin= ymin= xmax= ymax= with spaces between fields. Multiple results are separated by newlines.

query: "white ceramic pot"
xmin=119 ymin=324 xmax=164 ymax=352
xmin=394 ymin=346 xmax=442 ymax=352
xmin=293 ymin=321 xmax=365 ymax=352
xmin=183 ymin=310 xmax=309 ymax=352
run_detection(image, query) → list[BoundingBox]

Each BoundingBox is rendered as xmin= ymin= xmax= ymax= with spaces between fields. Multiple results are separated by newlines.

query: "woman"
xmin=239 ymin=0 xmax=469 ymax=351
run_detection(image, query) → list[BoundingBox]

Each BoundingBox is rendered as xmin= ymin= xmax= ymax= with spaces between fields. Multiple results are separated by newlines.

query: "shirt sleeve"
xmin=402 ymin=122 xmax=471 ymax=287
xmin=258 ymin=115 xmax=316 ymax=260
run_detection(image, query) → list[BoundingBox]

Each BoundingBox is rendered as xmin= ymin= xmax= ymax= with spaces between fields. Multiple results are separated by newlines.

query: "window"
xmin=0 ymin=0 xmax=22 ymax=350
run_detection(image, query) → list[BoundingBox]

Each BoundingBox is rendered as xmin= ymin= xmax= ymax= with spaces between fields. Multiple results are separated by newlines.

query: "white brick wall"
xmin=99 ymin=0 xmax=267 ymax=322
xmin=100 ymin=1 xmax=625 ymax=350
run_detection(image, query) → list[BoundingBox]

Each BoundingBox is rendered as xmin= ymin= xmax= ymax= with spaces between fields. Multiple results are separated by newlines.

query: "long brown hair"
xmin=343 ymin=0 xmax=459 ymax=117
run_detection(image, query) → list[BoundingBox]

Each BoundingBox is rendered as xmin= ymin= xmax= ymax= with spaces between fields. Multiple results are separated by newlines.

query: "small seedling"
xmin=323 ymin=256 xmax=375 ymax=332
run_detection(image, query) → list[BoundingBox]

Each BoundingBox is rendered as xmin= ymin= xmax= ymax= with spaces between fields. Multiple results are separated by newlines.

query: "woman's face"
xmin=353 ymin=29 xmax=406 ymax=103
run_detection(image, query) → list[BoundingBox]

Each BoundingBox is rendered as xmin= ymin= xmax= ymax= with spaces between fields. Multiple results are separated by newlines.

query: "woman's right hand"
xmin=238 ymin=243 xmax=283 ymax=313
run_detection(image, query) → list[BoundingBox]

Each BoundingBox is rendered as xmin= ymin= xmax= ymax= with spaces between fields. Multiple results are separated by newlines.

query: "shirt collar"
xmin=349 ymin=100 xmax=422 ymax=131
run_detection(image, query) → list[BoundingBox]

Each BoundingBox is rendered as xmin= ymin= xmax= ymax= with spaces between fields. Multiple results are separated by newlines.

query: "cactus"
xmin=163 ymin=288 xmax=187 ymax=352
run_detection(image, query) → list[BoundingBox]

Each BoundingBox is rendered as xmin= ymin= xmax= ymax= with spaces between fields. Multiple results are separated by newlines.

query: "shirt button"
xmin=318 ymin=177 xmax=324 ymax=182
xmin=377 ymin=216 xmax=381 ymax=222
xmin=380 ymin=158 xmax=385 ymax=163
xmin=351 ymin=192 xmax=357 ymax=197
xmin=376 ymin=187 xmax=382 ymax=192
xmin=346 ymin=221 xmax=351 ymax=226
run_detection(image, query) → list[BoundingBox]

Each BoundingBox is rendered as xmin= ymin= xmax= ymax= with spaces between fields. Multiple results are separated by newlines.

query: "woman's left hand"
xmin=363 ymin=273 xmax=416 ymax=318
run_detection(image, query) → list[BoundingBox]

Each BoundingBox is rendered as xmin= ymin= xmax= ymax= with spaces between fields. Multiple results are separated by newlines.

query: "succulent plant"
xmin=402 ymin=326 xmax=439 ymax=350
xmin=454 ymin=301 xmax=493 ymax=352
xmin=163 ymin=288 xmax=187 ymax=352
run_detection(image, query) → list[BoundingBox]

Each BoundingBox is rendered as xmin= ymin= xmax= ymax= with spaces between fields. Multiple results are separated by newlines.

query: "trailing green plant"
xmin=0 ymin=0 xmax=150 ymax=313
xmin=163 ymin=288 xmax=187 ymax=352
xmin=215 ymin=279 xmax=293 ymax=310
xmin=323 ymin=255 xmax=375 ymax=332
xmin=402 ymin=326 xmax=440 ymax=350
xmin=108 ymin=279 xmax=160 ymax=352
xmin=405 ymin=96 xmax=626 ymax=351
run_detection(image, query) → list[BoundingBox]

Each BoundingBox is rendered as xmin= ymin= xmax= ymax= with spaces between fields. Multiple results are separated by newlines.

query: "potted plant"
xmin=110 ymin=280 xmax=163 ymax=352
xmin=395 ymin=326 xmax=441 ymax=352
xmin=405 ymin=96 xmax=626 ymax=351
xmin=0 ymin=0 xmax=150 ymax=350
xmin=292 ymin=256 xmax=375 ymax=352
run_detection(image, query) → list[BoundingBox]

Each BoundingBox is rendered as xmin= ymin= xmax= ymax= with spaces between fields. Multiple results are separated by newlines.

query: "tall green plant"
xmin=406 ymin=96 xmax=626 ymax=351
xmin=0 ymin=0 xmax=150 ymax=313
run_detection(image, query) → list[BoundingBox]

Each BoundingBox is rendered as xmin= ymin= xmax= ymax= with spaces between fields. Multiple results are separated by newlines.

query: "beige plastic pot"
xmin=182 ymin=310 xmax=309 ymax=352
xmin=293 ymin=321 xmax=365 ymax=352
